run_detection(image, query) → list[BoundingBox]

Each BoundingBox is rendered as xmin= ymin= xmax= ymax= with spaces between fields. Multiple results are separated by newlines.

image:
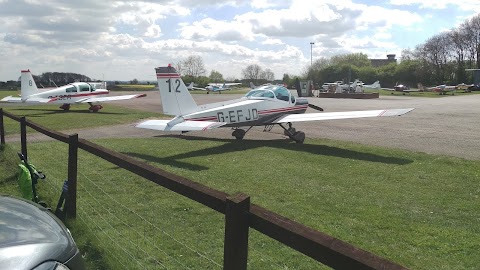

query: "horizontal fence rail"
xmin=0 ymin=109 xmax=408 ymax=270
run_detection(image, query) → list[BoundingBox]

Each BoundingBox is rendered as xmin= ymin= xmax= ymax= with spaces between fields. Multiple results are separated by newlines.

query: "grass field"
xmin=0 ymin=101 xmax=160 ymax=136
xmin=1 ymin=135 xmax=479 ymax=269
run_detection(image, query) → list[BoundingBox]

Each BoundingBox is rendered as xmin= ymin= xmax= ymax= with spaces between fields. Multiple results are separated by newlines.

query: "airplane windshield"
xmin=245 ymin=85 xmax=290 ymax=101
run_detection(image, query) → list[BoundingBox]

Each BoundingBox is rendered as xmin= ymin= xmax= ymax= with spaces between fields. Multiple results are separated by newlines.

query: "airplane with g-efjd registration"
xmin=1 ymin=69 xmax=146 ymax=112
xmin=135 ymin=64 xmax=414 ymax=143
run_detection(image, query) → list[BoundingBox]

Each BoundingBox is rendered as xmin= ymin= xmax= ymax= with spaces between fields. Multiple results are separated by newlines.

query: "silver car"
xmin=0 ymin=195 xmax=86 ymax=270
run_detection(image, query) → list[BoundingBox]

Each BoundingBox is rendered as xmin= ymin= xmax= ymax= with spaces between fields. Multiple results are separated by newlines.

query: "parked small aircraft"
xmin=135 ymin=65 xmax=414 ymax=143
xmin=187 ymin=82 xmax=241 ymax=94
xmin=1 ymin=70 xmax=146 ymax=112
xmin=362 ymin=81 xmax=381 ymax=90
xmin=418 ymin=83 xmax=458 ymax=95
xmin=381 ymin=83 xmax=421 ymax=95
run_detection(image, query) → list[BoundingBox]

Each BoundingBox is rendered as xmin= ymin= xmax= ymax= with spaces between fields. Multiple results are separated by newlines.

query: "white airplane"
xmin=362 ymin=81 xmax=381 ymax=90
xmin=135 ymin=65 xmax=414 ymax=143
xmin=1 ymin=70 xmax=147 ymax=112
xmin=188 ymin=82 xmax=241 ymax=94
xmin=381 ymin=83 xmax=421 ymax=95
xmin=418 ymin=83 xmax=457 ymax=95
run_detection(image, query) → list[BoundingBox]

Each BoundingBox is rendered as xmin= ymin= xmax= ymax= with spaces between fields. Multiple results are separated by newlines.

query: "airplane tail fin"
xmin=186 ymin=82 xmax=193 ymax=90
xmin=250 ymin=82 xmax=257 ymax=89
xmin=372 ymin=81 xmax=380 ymax=89
xmin=21 ymin=70 xmax=38 ymax=99
xmin=155 ymin=65 xmax=198 ymax=116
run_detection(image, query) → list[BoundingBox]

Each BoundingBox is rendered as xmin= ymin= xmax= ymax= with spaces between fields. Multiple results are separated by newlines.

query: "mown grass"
xmin=0 ymin=103 xmax=159 ymax=135
xmin=1 ymin=136 xmax=479 ymax=270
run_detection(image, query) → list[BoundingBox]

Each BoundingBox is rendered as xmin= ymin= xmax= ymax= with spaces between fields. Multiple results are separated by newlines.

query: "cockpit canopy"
xmin=245 ymin=85 xmax=295 ymax=103
xmin=67 ymin=82 xmax=97 ymax=93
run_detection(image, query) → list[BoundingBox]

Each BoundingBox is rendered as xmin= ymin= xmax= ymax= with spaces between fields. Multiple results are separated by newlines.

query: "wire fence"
xmin=0 ymin=109 xmax=408 ymax=270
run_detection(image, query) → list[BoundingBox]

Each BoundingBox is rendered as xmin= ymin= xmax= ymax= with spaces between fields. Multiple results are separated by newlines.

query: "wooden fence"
xmin=0 ymin=108 xmax=408 ymax=270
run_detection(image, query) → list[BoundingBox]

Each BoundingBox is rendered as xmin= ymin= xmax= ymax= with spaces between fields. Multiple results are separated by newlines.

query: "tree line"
xmin=175 ymin=55 xmax=276 ymax=87
xmin=306 ymin=13 xmax=480 ymax=88
xmin=1 ymin=72 xmax=95 ymax=89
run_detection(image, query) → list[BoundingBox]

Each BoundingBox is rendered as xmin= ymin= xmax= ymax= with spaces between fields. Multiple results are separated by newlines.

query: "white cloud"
xmin=0 ymin=0 xmax=478 ymax=81
xmin=262 ymin=38 xmax=284 ymax=45
xmin=389 ymin=0 xmax=480 ymax=10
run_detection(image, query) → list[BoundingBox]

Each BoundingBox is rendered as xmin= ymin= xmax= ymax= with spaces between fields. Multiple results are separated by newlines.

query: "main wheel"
xmin=293 ymin=131 xmax=305 ymax=144
xmin=232 ymin=129 xmax=246 ymax=140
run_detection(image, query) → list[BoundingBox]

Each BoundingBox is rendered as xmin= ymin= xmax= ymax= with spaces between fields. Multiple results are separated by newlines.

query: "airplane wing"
xmin=75 ymin=93 xmax=146 ymax=103
xmin=1 ymin=96 xmax=54 ymax=103
xmin=136 ymin=119 xmax=226 ymax=131
xmin=191 ymin=87 xmax=208 ymax=91
xmin=274 ymin=108 xmax=414 ymax=123
xmin=208 ymin=83 xmax=241 ymax=87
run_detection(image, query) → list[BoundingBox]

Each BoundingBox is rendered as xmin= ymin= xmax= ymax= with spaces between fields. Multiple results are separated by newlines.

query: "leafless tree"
xmin=421 ymin=33 xmax=452 ymax=83
xmin=462 ymin=14 xmax=480 ymax=68
xmin=242 ymin=64 xmax=262 ymax=83
xmin=449 ymin=27 xmax=469 ymax=82
xmin=260 ymin=68 xmax=275 ymax=81
xmin=180 ymin=55 xmax=206 ymax=78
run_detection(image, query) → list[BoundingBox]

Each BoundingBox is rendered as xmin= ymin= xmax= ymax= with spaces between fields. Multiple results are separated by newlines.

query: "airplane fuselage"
xmin=26 ymin=82 xmax=109 ymax=104
xmin=183 ymin=97 xmax=308 ymax=127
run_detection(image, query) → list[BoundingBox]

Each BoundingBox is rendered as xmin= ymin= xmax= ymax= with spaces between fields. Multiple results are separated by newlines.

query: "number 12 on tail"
xmin=166 ymin=78 xmax=181 ymax=93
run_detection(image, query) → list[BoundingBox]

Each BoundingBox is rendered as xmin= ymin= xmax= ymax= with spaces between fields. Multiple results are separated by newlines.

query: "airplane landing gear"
xmin=231 ymin=126 xmax=252 ymax=140
xmin=279 ymin=122 xmax=305 ymax=144
xmin=88 ymin=103 xmax=103 ymax=112
xmin=232 ymin=129 xmax=246 ymax=140
xmin=59 ymin=104 xmax=70 ymax=111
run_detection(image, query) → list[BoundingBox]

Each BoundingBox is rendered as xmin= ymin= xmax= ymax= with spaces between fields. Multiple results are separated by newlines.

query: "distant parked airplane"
xmin=362 ymin=81 xmax=381 ymax=90
xmin=188 ymin=82 xmax=242 ymax=94
xmin=1 ymin=70 xmax=146 ymax=112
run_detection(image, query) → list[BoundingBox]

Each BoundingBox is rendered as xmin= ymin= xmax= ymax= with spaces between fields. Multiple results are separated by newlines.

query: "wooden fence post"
xmin=65 ymin=133 xmax=78 ymax=219
xmin=0 ymin=108 xmax=5 ymax=145
xmin=20 ymin=117 xmax=27 ymax=160
xmin=223 ymin=193 xmax=250 ymax=270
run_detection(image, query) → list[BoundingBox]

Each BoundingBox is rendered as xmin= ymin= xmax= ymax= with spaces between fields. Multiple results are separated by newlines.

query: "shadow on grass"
xmin=122 ymin=134 xmax=412 ymax=171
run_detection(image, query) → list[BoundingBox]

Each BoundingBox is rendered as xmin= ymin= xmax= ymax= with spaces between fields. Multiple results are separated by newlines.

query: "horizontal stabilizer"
xmin=78 ymin=93 xmax=146 ymax=103
xmin=136 ymin=119 xmax=226 ymax=131
xmin=1 ymin=96 xmax=22 ymax=102
xmin=275 ymin=108 xmax=414 ymax=123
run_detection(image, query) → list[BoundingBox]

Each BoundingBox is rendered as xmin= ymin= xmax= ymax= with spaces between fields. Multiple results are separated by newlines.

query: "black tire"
xmin=293 ymin=131 xmax=305 ymax=144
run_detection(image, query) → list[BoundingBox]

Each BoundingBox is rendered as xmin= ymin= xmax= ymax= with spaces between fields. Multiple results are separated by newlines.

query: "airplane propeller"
xmin=308 ymin=104 xmax=324 ymax=112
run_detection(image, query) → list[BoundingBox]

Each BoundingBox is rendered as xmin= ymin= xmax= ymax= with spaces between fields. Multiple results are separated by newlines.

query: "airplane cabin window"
xmin=66 ymin=86 xmax=77 ymax=93
xmin=79 ymin=84 xmax=90 ymax=92
xmin=273 ymin=87 xmax=290 ymax=101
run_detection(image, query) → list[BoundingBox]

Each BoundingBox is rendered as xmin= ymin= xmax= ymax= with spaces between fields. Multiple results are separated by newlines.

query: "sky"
xmin=0 ymin=0 xmax=479 ymax=82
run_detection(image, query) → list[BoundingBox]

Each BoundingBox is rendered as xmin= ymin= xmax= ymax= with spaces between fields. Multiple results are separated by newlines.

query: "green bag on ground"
xmin=18 ymin=163 xmax=33 ymax=201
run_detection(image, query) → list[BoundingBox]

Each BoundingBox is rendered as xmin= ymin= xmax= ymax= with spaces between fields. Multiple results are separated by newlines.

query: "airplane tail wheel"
xmin=232 ymin=129 xmax=246 ymax=140
xmin=293 ymin=131 xmax=305 ymax=144
xmin=284 ymin=127 xmax=296 ymax=136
